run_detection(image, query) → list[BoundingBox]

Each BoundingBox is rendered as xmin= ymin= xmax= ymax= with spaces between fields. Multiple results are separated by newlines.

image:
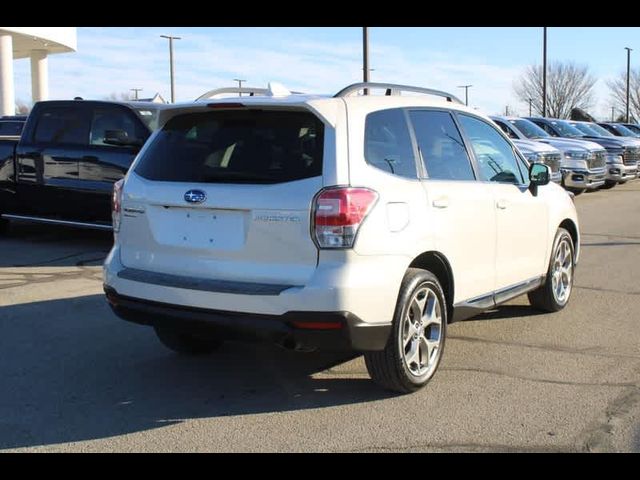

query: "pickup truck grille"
xmin=623 ymin=147 xmax=640 ymax=166
xmin=589 ymin=151 xmax=607 ymax=170
xmin=540 ymin=153 xmax=561 ymax=173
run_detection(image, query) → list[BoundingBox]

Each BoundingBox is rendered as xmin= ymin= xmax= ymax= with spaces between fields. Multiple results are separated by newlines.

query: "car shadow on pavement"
xmin=0 ymin=294 xmax=393 ymax=450
xmin=471 ymin=304 xmax=547 ymax=321
xmin=0 ymin=221 xmax=112 ymax=268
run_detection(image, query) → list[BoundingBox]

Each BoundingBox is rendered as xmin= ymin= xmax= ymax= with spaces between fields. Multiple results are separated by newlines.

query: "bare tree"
xmin=514 ymin=61 xmax=597 ymax=119
xmin=606 ymin=68 xmax=640 ymax=123
xmin=15 ymin=100 xmax=31 ymax=114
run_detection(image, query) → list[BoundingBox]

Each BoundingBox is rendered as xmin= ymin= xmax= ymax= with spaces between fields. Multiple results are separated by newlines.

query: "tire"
xmin=528 ymin=227 xmax=575 ymax=312
xmin=600 ymin=181 xmax=616 ymax=190
xmin=364 ymin=268 xmax=447 ymax=394
xmin=567 ymin=188 xmax=585 ymax=196
xmin=154 ymin=326 xmax=223 ymax=355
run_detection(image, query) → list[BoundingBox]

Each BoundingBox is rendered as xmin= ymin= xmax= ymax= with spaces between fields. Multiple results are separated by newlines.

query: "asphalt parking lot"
xmin=1 ymin=183 xmax=639 ymax=452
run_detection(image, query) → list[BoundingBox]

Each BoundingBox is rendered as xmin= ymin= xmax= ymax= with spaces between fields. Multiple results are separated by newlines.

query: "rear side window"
xmin=409 ymin=110 xmax=475 ymax=181
xmin=33 ymin=106 xmax=89 ymax=145
xmin=135 ymin=110 xmax=324 ymax=184
xmin=364 ymin=108 xmax=417 ymax=178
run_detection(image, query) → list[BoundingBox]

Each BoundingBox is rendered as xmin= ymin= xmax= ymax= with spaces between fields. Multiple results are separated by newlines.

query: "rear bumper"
xmin=104 ymin=287 xmax=391 ymax=351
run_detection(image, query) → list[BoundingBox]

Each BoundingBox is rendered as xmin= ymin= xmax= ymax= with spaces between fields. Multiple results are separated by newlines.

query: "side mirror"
xmin=529 ymin=162 xmax=550 ymax=195
xmin=529 ymin=162 xmax=550 ymax=186
xmin=103 ymin=129 xmax=143 ymax=148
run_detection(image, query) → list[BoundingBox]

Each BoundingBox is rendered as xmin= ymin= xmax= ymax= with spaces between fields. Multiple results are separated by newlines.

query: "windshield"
xmin=587 ymin=123 xmax=615 ymax=137
xmin=611 ymin=124 xmax=640 ymax=137
xmin=570 ymin=122 xmax=604 ymax=137
xmin=510 ymin=119 xmax=550 ymax=139
xmin=550 ymin=120 xmax=586 ymax=138
xmin=622 ymin=123 xmax=640 ymax=135
xmin=133 ymin=107 xmax=161 ymax=131
xmin=135 ymin=109 xmax=324 ymax=184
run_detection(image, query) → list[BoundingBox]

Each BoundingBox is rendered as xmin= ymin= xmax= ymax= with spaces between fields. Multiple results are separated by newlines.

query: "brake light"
xmin=312 ymin=187 xmax=378 ymax=249
xmin=112 ymin=179 xmax=124 ymax=234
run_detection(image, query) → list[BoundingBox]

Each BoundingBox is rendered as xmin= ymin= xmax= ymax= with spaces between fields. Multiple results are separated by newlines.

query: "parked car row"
xmin=491 ymin=115 xmax=640 ymax=195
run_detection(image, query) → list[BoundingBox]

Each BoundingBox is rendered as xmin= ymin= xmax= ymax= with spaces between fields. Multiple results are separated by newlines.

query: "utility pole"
xmin=130 ymin=88 xmax=142 ymax=101
xmin=160 ymin=35 xmax=181 ymax=103
xmin=234 ymin=78 xmax=246 ymax=97
xmin=612 ymin=106 xmax=615 ymax=122
xmin=625 ymin=47 xmax=632 ymax=122
xmin=542 ymin=27 xmax=547 ymax=117
xmin=505 ymin=106 xmax=509 ymax=116
xmin=528 ymin=98 xmax=533 ymax=116
xmin=363 ymin=27 xmax=370 ymax=95
xmin=457 ymin=85 xmax=472 ymax=106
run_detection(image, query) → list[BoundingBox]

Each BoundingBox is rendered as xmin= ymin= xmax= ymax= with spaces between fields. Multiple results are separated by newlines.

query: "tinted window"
xmin=134 ymin=108 xmax=161 ymax=131
xmin=135 ymin=110 xmax=324 ymax=184
xmin=90 ymin=106 xmax=147 ymax=146
xmin=364 ymin=108 xmax=417 ymax=178
xmin=511 ymin=119 xmax=550 ymax=139
xmin=33 ymin=106 xmax=89 ymax=145
xmin=458 ymin=114 xmax=525 ymax=184
xmin=0 ymin=121 xmax=24 ymax=136
xmin=410 ymin=110 xmax=475 ymax=181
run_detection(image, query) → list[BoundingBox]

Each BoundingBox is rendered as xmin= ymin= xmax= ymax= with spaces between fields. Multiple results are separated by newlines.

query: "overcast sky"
xmin=11 ymin=27 xmax=640 ymax=119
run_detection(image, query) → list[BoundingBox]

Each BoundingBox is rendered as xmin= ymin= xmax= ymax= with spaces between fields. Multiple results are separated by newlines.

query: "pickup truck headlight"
xmin=606 ymin=153 xmax=624 ymax=164
xmin=562 ymin=159 xmax=589 ymax=170
xmin=564 ymin=150 xmax=589 ymax=160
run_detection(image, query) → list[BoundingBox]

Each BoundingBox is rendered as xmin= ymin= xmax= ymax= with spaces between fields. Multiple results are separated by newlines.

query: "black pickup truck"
xmin=0 ymin=100 xmax=174 ymax=232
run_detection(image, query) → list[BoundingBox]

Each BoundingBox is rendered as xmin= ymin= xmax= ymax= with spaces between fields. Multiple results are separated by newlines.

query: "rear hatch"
xmin=119 ymin=107 xmax=325 ymax=287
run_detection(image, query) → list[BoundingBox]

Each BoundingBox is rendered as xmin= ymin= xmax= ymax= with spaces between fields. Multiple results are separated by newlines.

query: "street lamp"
xmin=528 ymin=98 xmax=533 ymax=116
xmin=457 ymin=85 xmax=472 ymax=106
xmin=625 ymin=47 xmax=632 ymax=123
xmin=160 ymin=34 xmax=181 ymax=103
xmin=363 ymin=27 xmax=370 ymax=95
xmin=233 ymin=78 xmax=246 ymax=97
xmin=611 ymin=106 xmax=615 ymax=122
xmin=542 ymin=27 xmax=548 ymax=117
xmin=130 ymin=88 xmax=142 ymax=101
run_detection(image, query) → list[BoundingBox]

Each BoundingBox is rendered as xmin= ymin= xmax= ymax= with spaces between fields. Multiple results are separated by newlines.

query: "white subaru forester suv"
xmin=103 ymin=82 xmax=579 ymax=394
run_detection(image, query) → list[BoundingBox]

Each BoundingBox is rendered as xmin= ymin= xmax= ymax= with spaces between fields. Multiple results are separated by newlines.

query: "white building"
xmin=0 ymin=27 xmax=77 ymax=116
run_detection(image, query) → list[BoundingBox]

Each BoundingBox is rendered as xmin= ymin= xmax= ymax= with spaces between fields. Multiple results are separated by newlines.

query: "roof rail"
xmin=196 ymin=87 xmax=270 ymax=101
xmin=334 ymin=82 xmax=463 ymax=105
xmin=196 ymin=85 xmax=305 ymax=101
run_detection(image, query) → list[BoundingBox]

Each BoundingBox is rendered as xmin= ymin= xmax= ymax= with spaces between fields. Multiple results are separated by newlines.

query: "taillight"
xmin=112 ymin=179 xmax=124 ymax=234
xmin=312 ymin=187 xmax=378 ymax=249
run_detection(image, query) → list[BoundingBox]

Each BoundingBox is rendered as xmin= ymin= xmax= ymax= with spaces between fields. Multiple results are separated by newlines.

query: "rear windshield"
xmin=135 ymin=109 xmax=324 ymax=184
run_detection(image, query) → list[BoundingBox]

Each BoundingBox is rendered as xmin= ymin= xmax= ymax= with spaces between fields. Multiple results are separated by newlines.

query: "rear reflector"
xmin=291 ymin=321 xmax=344 ymax=330
xmin=312 ymin=187 xmax=378 ymax=248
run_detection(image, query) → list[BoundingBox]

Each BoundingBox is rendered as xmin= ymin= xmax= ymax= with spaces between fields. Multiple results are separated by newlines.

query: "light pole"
xmin=160 ymin=34 xmax=181 ymax=103
xmin=130 ymin=88 xmax=142 ymax=101
xmin=625 ymin=47 xmax=632 ymax=123
xmin=528 ymin=98 xmax=533 ymax=116
xmin=612 ymin=106 xmax=615 ymax=122
xmin=457 ymin=85 xmax=472 ymax=106
xmin=363 ymin=27 xmax=370 ymax=95
xmin=234 ymin=78 xmax=246 ymax=97
xmin=542 ymin=27 xmax=547 ymax=117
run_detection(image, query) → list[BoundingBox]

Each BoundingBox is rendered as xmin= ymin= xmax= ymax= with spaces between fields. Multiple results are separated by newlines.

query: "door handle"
xmin=496 ymin=199 xmax=509 ymax=210
xmin=432 ymin=197 xmax=449 ymax=209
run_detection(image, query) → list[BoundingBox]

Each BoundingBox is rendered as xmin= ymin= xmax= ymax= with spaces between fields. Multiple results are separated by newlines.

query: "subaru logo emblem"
xmin=184 ymin=189 xmax=207 ymax=204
